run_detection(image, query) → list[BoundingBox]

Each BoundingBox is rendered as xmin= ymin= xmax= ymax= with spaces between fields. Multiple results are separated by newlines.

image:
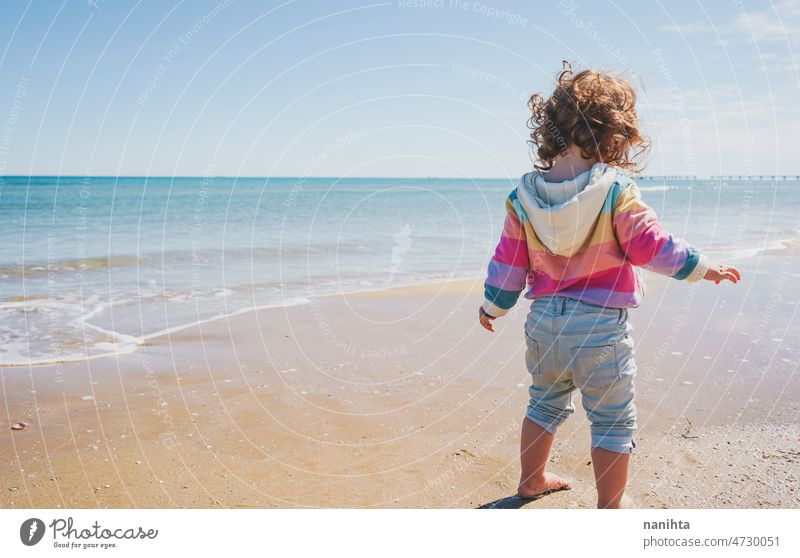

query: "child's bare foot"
xmin=517 ymin=472 xmax=571 ymax=500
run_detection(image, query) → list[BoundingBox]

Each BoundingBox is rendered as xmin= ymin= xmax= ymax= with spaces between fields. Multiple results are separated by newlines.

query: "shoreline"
xmin=1 ymin=274 xmax=483 ymax=368
xmin=5 ymin=227 xmax=799 ymax=368
xmin=2 ymin=223 xmax=798 ymax=368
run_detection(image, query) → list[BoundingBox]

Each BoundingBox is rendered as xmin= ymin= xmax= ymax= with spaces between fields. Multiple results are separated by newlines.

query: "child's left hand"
xmin=703 ymin=262 xmax=741 ymax=284
xmin=479 ymin=307 xmax=496 ymax=332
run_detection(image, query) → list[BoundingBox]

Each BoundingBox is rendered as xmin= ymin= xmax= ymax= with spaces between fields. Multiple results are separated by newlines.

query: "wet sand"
xmin=2 ymin=250 xmax=799 ymax=508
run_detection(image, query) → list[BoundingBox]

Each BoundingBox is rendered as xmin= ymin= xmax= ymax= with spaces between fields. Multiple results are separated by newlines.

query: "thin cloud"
xmin=661 ymin=1 xmax=799 ymax=44
xmin=732 ymin=9 xmax=798 ymax=43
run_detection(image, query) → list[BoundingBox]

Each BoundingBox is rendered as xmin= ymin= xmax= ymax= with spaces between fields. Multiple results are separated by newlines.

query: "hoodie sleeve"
xmin=612 ymin=182 xmax=709 ymax=282
xmin=482 ymin=195 xmax=530 ymax=318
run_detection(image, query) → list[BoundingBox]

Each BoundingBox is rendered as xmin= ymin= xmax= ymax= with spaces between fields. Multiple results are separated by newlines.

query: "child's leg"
xmin=591 ymin=447 xmax=630 ymax=508
xmin=574 ymin=335 xmax=637 ymax=509
xmin=520 ymin=300 xmax=575 ymax=499
xmin=518 ymin=417 xmax=571 ymax=498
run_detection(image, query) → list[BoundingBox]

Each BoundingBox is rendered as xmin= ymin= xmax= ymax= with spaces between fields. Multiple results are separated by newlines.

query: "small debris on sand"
xmin=681 ymin=416 xmax=699 ymax=439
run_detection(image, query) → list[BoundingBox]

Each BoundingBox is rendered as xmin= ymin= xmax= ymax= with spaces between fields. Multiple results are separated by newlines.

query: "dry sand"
xmin=1 ymin=251 xmax=799 ymax=508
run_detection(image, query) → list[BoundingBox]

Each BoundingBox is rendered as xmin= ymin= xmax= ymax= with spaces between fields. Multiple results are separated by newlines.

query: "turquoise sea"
xmin=1 ymin=175 xmax=798 ymax=366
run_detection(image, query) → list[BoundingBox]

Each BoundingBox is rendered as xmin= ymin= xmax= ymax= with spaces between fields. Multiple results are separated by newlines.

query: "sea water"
xmin=0 ymin=175 xmax=797 ymax=365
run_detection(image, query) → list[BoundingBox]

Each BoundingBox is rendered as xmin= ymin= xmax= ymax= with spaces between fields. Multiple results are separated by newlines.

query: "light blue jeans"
xmin=524 ymin=296 xmax=637 ymax=454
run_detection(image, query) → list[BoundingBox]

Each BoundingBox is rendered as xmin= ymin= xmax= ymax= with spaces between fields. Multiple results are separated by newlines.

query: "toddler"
xmin=479 ymin=64 xmax=740 ymax=508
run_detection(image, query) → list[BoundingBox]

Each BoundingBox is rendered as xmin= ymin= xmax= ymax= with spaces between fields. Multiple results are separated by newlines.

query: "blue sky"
xmin=0 ymin=0 xmax=798 ymax=177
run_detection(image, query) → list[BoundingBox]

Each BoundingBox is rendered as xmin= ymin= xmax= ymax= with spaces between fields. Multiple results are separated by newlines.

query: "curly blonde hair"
xmin=527 ymin=62 xmax=649 ymax=172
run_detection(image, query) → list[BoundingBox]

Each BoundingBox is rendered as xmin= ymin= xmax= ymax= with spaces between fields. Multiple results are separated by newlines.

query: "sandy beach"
xmin=2 ymin=248 xmax=799 ymax=509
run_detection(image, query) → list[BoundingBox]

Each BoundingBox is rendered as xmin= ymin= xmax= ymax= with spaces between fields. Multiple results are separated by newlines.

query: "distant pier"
xmin=638 ymin=175 xmax=799 ymax=181
xmin=708 ymin=175 xmax=800 ymax=181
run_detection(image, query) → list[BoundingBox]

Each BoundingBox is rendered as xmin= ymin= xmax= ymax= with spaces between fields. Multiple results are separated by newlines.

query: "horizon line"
xmin=2 ymin=174 xmax=799 ymax=180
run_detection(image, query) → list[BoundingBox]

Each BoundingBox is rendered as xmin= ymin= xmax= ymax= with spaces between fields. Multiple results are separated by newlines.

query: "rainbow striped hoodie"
xmin=482 ymin=163 xmax=709 ymax=317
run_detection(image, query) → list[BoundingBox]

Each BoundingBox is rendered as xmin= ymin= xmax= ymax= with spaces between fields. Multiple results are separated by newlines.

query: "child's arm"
xmin=613 ymin=182 xmax=740 ymax=284
xmin=480 ymin=196 xmax=530 ymax=332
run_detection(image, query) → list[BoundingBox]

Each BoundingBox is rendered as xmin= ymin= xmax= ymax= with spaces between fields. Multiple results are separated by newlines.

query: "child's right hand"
xmin=479 ymin=307 xmax=496 ymax=332
xmin=703 ymin=262 xmax=741 ymax=284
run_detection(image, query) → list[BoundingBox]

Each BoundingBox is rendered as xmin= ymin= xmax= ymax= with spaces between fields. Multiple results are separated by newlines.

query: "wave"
xmin=0 ymin=243 xmax=384 ymax=278
xmin=0 ymin=256 xmax=141 ymax=278
xmin=0 ymin=295 xmax=312 ymax=367
xmin=0 ymin=267 xmax=483 ymax=367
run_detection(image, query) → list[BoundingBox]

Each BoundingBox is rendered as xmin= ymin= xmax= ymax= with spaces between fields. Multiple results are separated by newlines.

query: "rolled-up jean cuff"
xmin=525 ymin=409 xmax=560 ymax=435
xmin=591 ymin=433 xmax=636 ymax=454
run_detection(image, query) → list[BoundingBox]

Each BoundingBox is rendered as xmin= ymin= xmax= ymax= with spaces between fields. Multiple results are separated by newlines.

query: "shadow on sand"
xmin=477 ymin=495 xmax=533 ymax=509
xmin=478 ymin=486 xmax=572 ymax=509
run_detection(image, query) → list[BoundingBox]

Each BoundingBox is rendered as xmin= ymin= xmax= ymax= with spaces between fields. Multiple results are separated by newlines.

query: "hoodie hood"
xmin=516 ymin=163 xmax=618 ymax=257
